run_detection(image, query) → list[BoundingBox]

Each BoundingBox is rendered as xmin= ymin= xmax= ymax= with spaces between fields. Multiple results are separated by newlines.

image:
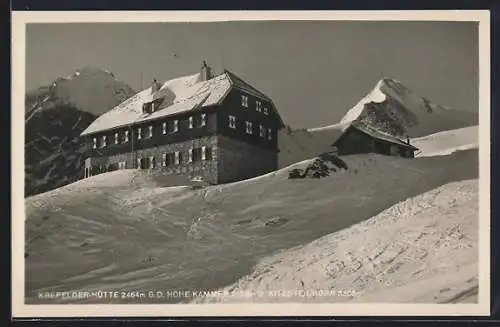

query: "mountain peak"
xmin=27 ymin=67 xmax=136 ymax=117
xmin=335 ymin=76 xmax=477 ymax=139
xmin=375 ymin=77 xmax=404 ymax=89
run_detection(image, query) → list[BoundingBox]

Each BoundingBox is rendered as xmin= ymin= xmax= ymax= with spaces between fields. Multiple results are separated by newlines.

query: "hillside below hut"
xmin=333 ymin=122 xmax=419 ymax=158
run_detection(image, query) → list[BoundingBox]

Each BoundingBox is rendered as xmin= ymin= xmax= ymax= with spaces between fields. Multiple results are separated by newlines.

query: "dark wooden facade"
xmin=83 ymin=88 xmax=281 ymax=159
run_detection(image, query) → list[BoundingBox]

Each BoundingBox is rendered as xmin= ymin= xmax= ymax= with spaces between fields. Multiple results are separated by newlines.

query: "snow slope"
xmin=411 ymin=126 xmax=478 ymax=158
xmin=25 ymin=149 xmax=478 ymax=304
xmin=193 ymin=179 xmax=478 ymax=304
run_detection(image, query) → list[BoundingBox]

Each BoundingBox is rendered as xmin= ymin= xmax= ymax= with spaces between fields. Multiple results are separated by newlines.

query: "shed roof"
xmin=333 ymin=122 xmax=419 ymax=151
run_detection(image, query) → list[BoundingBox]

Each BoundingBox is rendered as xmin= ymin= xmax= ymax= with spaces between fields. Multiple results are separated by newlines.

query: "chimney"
xmin=151 ymin=78 xmax=160 ymax=94
xmin=200 ymin=60 xmax=213 ymax=81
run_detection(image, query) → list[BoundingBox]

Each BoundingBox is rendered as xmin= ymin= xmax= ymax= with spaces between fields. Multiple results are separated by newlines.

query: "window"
xmin=259 ymin=125 xmax=266 ymax=138
xmin=163 ymin=120 xmax=178 ymax=134
xmin=137 ymin=127 xmax=142 ymax=140
xmin=263 ymin=107 xmax=269 ymax=115
xmin=124 ymin=130 xmax=129 ymax=143
xmin=101 ymin=135 xmax=107 ymax=148
xmin=256 ymin=101 xmax=262 ymax=112
xmin=114 ymin=133 xmax=119 ymax=144
xmin=174 ymin=151 xmax=181 ymax=165
xmin=188 ymin=149 xmax=193 ymax=163
xmin=146 ymin=125 xmax=153 ymax=138
xmin=268 ymin=128 xmax=272 ymax=140
xmin=228 ymin=115 xmax=236 ymax=129
xmin=118 ymin=161 xmax=126 ymax=170
xmin=241 ymin=94 xmax=248 ymax=108
xmin=192 ymin=114 xmax=207 ymax=128
xmin=201 ymin=146 xmax=207 ymax=161
xmin=162 ymin=153 xmax=167 ymax=166
xmin=162 ymin=153 xmax=167 ymax=167
xmin=149 ymin=156 xmax=156 ymax=169
xmin=191 ymin=148 xmax=204 ymax=162
xmin=162 ymin=153 xmax=176 ymax=167
xmin=245 ymin=121 xmax=253 ymax=135
xmin=137 ymin=157 xmax=149 ymax=169
xmin=93 ymin=137 xmax=97 ymax=149
xmin=143 ymin=102 xmax=154 ymax=114
xmin=211 ymin=146 xmax=217 ymax=160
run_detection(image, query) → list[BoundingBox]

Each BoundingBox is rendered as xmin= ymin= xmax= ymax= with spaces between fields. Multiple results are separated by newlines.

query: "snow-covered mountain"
xmin=25 ymin=67 xmax=135 ymax=118
xmin=25 ymin=68 xmax=136 ymax=196
xmin=279 ymin=78 xmax=477 ymax=167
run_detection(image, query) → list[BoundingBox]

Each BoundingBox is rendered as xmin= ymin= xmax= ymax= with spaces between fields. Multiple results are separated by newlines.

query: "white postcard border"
xmin=11 ymin=10 xmax=491 ymax=317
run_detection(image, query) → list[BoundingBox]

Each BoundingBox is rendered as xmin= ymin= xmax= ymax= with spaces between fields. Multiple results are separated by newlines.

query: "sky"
xmin=26 ymin=21 xmax=478 ymax=129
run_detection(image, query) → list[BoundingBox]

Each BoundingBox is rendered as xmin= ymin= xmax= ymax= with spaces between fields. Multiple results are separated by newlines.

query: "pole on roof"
xmin=221 ymin=48 xmax=225 ymax=72
xmin=216 ymin=22 xmax=225 ymax=72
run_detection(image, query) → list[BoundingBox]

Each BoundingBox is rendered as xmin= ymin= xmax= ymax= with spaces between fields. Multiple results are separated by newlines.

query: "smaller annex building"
xmin=332 ymin=121 xmax=419 ymax=158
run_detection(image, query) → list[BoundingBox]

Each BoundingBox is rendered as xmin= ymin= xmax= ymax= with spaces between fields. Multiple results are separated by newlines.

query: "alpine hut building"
xmin=80 ymin=61 xmax=285 ymax=185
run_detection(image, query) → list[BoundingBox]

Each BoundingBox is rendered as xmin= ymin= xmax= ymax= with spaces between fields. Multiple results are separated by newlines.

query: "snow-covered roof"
xmin=81 ymin=71 xmax=234 ymax=136
xmin=333 ymin=121 xmax=419 ymax=151
xmin=353 ymin=122 xmax=419 ymax=150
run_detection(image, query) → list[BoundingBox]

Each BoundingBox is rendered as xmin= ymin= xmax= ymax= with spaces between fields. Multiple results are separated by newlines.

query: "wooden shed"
xmin=332 ymin=123 xmax=419 ymax=158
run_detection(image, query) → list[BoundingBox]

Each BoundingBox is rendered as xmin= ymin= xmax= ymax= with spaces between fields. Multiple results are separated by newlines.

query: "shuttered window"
xmin=229 ymin=115 xmax=236 ymax=129
xmin=245 ymin=121 xmax=253 ymax=135
xmin=241 ymin=95 xmax=248 ymax=108
xmin=201 ymin=146 xmax=206 ymax=161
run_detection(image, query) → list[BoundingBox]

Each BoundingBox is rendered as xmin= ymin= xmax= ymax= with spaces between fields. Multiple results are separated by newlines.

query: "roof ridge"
xmin=224 ymin=70 xmax=271 ymax=101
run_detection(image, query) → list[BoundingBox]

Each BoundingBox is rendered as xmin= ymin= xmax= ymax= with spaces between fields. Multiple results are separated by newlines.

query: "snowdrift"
xmin=411 ymin=126 xmax=478 ymax=158
xmin=193 ymin=179 xmax=478 ymax=304
xmin=25 ymin=149 xmax=478 ymax=304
